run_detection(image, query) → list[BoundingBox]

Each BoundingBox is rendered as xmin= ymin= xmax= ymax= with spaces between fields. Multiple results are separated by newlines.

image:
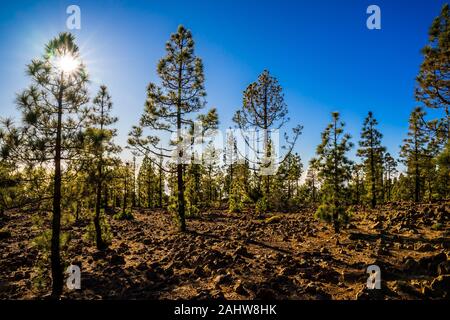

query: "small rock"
xmin=437 ymin=261 xmax=450 ymax=276
xmin=136 ymin=262 xmax=148 ymax=271
xmin=371 ymin=222 xmax=382 ymax=229
xmin=145 ymin=269 xmax=159 ymax=281
xmin=430 ymin=275 xmax=450 ymax=297
xmin=255 ymin=288 xmax=276 ymax=300
xmin=355 ymin=287 xmax=384 ymax=300
xmin=234 ymin=245 xmax=251 ymax=258
xmin=403 ymin=257 xmax=420 ymax=272
xmin=0 ymin=230 xmax=11 ymax=239
xmin=414 ymin=243 xmax=434 ymax=252
xmin=233 ymin=281 xmax=248 ymax=295
xmin=110 ymin=254 xmax=125 ymax=265
xmin=213 ymin=273 xmax=232 ymax=286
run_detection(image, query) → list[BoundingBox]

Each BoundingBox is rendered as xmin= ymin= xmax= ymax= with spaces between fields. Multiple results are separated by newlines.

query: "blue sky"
xmin=0 ymin=0 xmax=447 ymax=169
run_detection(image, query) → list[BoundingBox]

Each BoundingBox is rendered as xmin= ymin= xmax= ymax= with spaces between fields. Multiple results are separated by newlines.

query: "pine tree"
xmin=276 ymin=152 xmax=302 ymax=208
xmin=357 ymin=111 xmax=385 ymax=208
xmin=305 ymin=161 xmax=320 ymax=205
xmin=128 ymin=25 xmax=218 ymax=231
xmin=233 ymin=70 xmax=301 ymax=208
xmin=400 ymin=107 xmax=430 ymax=202
xmin=313 ymin=112 xmax=353 ymax=233
xmin=138 ymin=155 xmax=157 ymax=209
xmin=131 ymin=156 xmax=137 ymax=208
xmin=185 ymin=162 xmax=203 ymax=216
xmin=383 ymin=152 xmax=397 ymax=202
xmin=84 ymin=85 xmax=120 ymax=250
xmin=10 ymin=33 xmax=89 ymax=297
xmin=202 ymin=142 xmax=221 ymax=207
xmin=350 ymin=163 xmax=365 ymax=205
xmin=416 ymin=4 xmax=450 ymax=143
xmin=436 ymin=142 xmax=450 ymax=199
xmin=224 ymin=131 xmax=239 ymax=201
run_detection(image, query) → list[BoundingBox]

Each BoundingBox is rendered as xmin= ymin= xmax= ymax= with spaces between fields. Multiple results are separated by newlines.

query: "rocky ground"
xmin=0 ymin=202 xmax=449 ymax=300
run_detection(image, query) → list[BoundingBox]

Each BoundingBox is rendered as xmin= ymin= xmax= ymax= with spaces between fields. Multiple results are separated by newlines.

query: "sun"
xmin=55 ymin=54 xmax=80 ymax=73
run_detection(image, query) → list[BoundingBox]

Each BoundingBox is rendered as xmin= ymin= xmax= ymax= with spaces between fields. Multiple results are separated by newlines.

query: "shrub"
xmin=255 ymin=197 xmax=268 ymax=214
xmin=432 ymin=222 xmax=443 ymax=230
xmin=113 ymin=210 xmax=134 ymax=220
xmin=315 ymin=203 xmax=351 ymax=227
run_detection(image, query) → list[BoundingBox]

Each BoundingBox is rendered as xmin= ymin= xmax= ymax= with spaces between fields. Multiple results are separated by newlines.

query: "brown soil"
xmin=0 ymin=202 xmax=449 ymax=300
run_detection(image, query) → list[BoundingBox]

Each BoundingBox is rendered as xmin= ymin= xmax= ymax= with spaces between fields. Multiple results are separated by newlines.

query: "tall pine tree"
xmin=128 ymin=25 xmax=217 ymax=231
xmin=12 ymin=33 xmax=89 ymax=297
xmin=357 ymin=111 xmax=385 ymax=208
xmin=313 ymin=112 xmax=353 ymax=233
xmin=84 ymin=85 xmax=120 ymax=250
xmin=400 ymin=107 xmax=430 ymax=202
xmin=416 ymin=4 xmax=450 ymax=143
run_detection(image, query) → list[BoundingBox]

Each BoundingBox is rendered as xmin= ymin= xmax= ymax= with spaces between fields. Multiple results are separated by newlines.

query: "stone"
xmin=403 ymin=257 xmax=420 ymax=272
xmin=145 ymin=269 xmax=159 ymax=281
xmin=421 ymin=285 xmax=433 ymax=297
xmin=437 ymin=261 xmax=450 ymax=276
xmin=371 ymin=222 xmax=382 ymax=229
xmin=110 ymin=254 xmax=125 ymax=265
xmin=255 ymin=288 xmax=276 ymax=300
xmin=392 ymin=280 xmax=420 ymax=297
xmin=418 ymin=252 xmax=447 ymax=272
xmin=234 ymin=245 xmax=251 ymax=258
xmin=213 ymin=273 xmax=232 ymax=286
xmin=305 ymin=282 xmax=319 ymax=294
xmin=193 ymin=265 xmax=206 ymax=277
xmin=281 ymin=264 xmax=299 ymax=276
xmin=414 ymin=243 xmax=434 ymax=252
xmin=233 ymin=281 xmax=248 ymax=295
xmin=431 ymin=275 xmax=450 ymax=292
xmin=320 ymin=247 xmax=329 ymax=254
xmin=355 ymin=287 xmax=384 ymax=300
xmin=136 ymin=262 xmax=148 ymax=271
xmin=0 ymin=230 xmax=11 ymax=239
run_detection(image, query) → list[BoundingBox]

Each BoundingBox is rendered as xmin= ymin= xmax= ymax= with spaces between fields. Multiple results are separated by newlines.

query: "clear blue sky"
xmin=0 ymin=0 xmax=447 ymax=169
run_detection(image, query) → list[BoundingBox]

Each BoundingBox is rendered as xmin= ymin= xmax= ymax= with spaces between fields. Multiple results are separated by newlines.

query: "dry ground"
xmin=0 ymin=202 xmax=449 ymax=300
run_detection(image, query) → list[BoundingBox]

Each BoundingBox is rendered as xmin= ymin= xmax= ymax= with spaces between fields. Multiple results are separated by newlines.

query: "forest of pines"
xmin=0 ymin=4 xmax=449 ymax=301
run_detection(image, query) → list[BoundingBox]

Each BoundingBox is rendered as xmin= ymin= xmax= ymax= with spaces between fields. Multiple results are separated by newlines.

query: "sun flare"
xmin=55 ymin=54 xmax=79 ymax=73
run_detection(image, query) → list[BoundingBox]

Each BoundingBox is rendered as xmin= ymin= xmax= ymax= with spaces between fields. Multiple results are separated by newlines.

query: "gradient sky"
xmin=0 ymin=0 xmax=447 ymax=170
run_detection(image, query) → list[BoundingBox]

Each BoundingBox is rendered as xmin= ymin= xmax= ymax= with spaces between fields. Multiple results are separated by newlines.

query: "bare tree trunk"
xmin=51 ymin=84 xmax=63 ymax=298
xmin=94 ymin=176 xmax=105 ymax=250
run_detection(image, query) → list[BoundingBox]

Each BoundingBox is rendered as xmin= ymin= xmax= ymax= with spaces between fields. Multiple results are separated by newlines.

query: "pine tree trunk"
xmin=94 ymin=157 xmax=105 ymax=250
xmin=123 ymin=174 xmax=127 ymax=215
xmin=103 ymin=185 xmax=108 ymax=211
xmin=75 ymin=200 xmax=80 ymax=221
xmin=159 ymin=167 xmax=163 ymax=208
xmin=177 ymin=163 xmax=186 ymax=231
xmin=414 ymin=134 xmax=420 ymax=203
xmin=94 ymin=175 xmax=105 ymax=250
xmin=369 ymin=124 xmax=377 ymax=209
xmin=147 ymin=175 xmax=152 ymax=209
xmin=446 ymin=106 xmax=450 ymax=143
xmin=333 ymin=118 xmax=340 ymax=233
xmin=51 ymin=86 xmax=63 ymax=298
xmin=176 ymin=59 xmax=187 ymax=231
